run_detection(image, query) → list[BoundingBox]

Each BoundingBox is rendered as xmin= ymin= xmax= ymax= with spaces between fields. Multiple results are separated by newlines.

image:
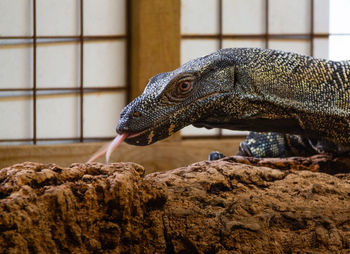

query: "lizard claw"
xmin=208 ymin=151 xmax=225 ymax=161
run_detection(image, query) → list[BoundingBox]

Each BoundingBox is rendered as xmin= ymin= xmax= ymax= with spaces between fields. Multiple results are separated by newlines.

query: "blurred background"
xmin=0 ymin=0 xmax=349 ymax=171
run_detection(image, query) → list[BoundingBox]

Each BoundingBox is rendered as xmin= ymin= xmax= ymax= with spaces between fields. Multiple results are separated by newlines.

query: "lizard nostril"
xmin=132 ymin=111 xmax=142 ymax=118
xmin=116 ymin=125 xmax=128 ymax=134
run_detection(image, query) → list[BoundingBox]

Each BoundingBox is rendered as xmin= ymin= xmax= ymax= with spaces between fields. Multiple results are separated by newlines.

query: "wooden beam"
xmin=129 ymin=0 xmax=180 ymax=99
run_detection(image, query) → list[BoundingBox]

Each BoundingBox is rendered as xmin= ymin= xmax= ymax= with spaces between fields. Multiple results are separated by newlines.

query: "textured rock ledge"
xmin=0 ymin=160 xmax=349 ymax=253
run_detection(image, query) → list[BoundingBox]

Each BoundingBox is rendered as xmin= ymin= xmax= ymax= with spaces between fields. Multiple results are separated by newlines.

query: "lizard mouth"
xmin=121 ymin=118 xmax=172 ymax=141
xmin=125 ymin=132 xmax=142 ymax=139
xmin=121 ymin=117 xmax=183 ymax=146
xmin=125 ymin=129 xmax=149 ymax=139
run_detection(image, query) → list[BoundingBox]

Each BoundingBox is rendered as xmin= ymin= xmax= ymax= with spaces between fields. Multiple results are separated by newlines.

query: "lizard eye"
xmin=161 ymin=74 xmax=197 ymax=104
xmin=178 ymin=81 xmax=193 ymax=93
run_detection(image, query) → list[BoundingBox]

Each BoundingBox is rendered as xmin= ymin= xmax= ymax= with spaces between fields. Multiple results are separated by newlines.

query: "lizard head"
xmin=116 ymin=50 xmax=236 ymax=146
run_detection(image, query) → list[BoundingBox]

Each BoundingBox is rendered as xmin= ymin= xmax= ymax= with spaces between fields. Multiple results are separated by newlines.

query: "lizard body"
xmin=116 ymin=48 xmax=350 ymax=157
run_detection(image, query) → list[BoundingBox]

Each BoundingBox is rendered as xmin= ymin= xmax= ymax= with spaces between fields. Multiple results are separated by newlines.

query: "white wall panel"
xmin=84 ymin=40 xmax=126 ymax=87
xmin=37 ymin=0 xmax=79 ymax=36
xmin=84 ymin=0 xmax=126 ymax=35
xmin=223 ymin=0 xmax=265 ymax=34
xmin=0 ymin=43 xmax=33 ymax=89
xmin=37 ymin=94 xmax=79 ymax=138
xmin=313 ymin=38 xmax=329 ymax=59
xmin=84 ymin=92 xmax=125 ymax=137
xmin=181 ymin=0 xmax=219 ymax=34
xmin=0 ymin=0 xmax=33 ymax=36
xmin=330 ymin=0 xmax=350 ymax=34
xmin=269 ymin=0 xmax=311 ymax=34
xmin=329 ymin=35 xmax=350 ymax=61
xmin=222 ymin=39 xmax=265 ymax=49
xmin=314 ymin=0 xmax=329 ymax=34
xmin=37 ymin=42 xmax=79 ymax=88
xmin=0 ymin=96 xmax=32 ymax=139
xmin=181 ymin=39 xmax=219 ymax=64
xmin=222 ymin=130 xmax=249 ymax=136
xmin=269 ymin=40 xmax=311 ymax=55
xmin=182 ymin=125 xmax=219 ymax=136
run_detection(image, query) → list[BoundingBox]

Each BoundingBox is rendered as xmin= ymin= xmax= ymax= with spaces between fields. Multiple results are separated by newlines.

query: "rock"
xmin=225 ymin=153 xmax=350 ymax=174
xmin=0 ymin=161 xmax=349 ymax=253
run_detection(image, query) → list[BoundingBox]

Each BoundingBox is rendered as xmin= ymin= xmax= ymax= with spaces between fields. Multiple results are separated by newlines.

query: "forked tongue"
xmin=87 ymin=133 xmax=128 ymax=164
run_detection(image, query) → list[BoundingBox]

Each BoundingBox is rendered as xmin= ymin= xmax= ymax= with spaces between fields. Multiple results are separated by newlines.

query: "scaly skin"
xmin=116 ymin=48 xmax=350 ymax=156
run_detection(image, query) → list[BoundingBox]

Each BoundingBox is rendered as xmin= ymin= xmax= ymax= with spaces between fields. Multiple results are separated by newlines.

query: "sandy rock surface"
xmin=0 ymin=160 xmax=349 ymax=253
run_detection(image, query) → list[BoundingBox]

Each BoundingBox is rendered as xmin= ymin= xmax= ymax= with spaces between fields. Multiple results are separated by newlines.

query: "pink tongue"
xmin=87 ymin=133 xmax=128 ymax=164
xmin=105 ymin=134 xmax=128 ymax=164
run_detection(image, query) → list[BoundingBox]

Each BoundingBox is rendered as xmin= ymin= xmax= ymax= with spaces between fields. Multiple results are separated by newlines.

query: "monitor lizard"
xmin=89 ymin=48 xmax=350 ymax=163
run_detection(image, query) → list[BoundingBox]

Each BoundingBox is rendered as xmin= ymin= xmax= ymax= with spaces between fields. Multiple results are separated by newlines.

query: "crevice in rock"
xmin=162 ymin=214 xmax=175 ymax=254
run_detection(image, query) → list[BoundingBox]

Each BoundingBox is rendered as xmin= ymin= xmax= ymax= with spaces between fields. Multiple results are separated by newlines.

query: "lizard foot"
xmin=208 ymin=151 xmax=226 ymax=161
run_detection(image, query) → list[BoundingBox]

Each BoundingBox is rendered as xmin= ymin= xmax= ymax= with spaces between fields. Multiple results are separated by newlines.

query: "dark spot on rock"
xmin=30 ymin=177 xmax=59 ymax=188
xmin=95 ymin=185 xmax=105 ymax=204
xmin=177 ymin=236 xmax=200 ymax=254
xmin=65 ymin=225 xmax=81 ymax=247
xmin=146 ymin=195 xmax=167 ymax=210
xmin=51 ymin=166 xmax=62 ymax=173
xmin=208 ymin=182 xmax=230 ymax=194
xmin=70 ymin=184 xmax=87 ymax=203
